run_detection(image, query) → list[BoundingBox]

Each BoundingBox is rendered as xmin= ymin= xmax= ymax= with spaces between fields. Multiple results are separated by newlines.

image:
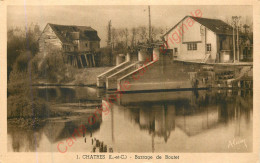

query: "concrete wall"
xmin=118 ymin=50 xmax=195 ymax=91
xmin=118 ymin=62 xmax=191 ymax=91
xmin=138 ymin=49 xmax=153 ymax=61
xmin=116 ymin=54 xmax=125 ymax=65
xmin=97 ymin=61 xmax=133 ymax=87
xmin=106 ymin=62 xmax=140 ymax=89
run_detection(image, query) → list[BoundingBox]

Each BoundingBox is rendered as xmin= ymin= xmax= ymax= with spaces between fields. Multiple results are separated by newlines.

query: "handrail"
xmin=97 ymin=61 xmax=130 ymax=78
xmin=118 ymin=60 xmax=158 ymax=82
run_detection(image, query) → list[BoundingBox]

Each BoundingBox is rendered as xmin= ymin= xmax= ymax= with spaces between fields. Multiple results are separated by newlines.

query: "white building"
xmin=163 ymin=16 xmax=237 ymax=63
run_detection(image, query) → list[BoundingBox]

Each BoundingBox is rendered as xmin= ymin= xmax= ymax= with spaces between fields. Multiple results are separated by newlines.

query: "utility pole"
xmin=107 ymin=20 xmax=112 ymax=65
xmin=148 ymin=6 xmax=152 ymax=43
xmin=232 ymin=16 xmax=237 ymax=62
xmin=232 ymin=16 xmax=241 ymax=62
xmin=107 ymin=20 xmax=112 ymax=47
xmin=236 ymin=16 xmax=241 ymax=62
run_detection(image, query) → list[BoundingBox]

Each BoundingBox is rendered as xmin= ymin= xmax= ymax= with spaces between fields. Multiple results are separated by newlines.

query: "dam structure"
xmin=97 ymin=45 xmax=252 ymax=92
xmin=97 ymin=15 xmax=253 ymax=92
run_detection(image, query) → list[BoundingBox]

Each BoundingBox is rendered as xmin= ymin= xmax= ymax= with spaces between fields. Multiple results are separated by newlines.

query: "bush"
xmin=12 ymin=51 xmax=33 ymax=72
xmin=7 ymin=24 xmax=77 ymax=120
xmin=29 ymin=46 xmax=76 ymax=83
xmin=7 ymin=24 xmax=41 ymax=79
xmin=7 ymin=70 xmax=51 ymax=119
xmin=8 ymin=71 xmax=30 ymax=96
xmin=7 ymin=94 xmax=50 ymax=119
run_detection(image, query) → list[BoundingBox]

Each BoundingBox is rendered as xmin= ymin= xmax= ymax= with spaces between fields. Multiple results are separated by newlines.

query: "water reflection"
xmin=8 ymin=116 xmax=102 ymax=152
xmin=36 ymin=86 xmax=104 ymax=103
xmin=8 ymin=87 xmax=252 ymax=152
xmin=116 ymin=90 xmax=252 ymax=136
xmin=9 ymin=123 xmax=45 ymax=152
xmin=107 ymin=89 xmax=252 ymax=152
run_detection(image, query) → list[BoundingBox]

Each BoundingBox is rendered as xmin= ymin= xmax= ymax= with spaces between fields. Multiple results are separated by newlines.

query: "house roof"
xmin=163 ymin=16 xmax=234 ymax=37
xmin=48 ymin=23 xmax=101 ymax=44
xmin=192 ymin=16 xmax=233 ymax=35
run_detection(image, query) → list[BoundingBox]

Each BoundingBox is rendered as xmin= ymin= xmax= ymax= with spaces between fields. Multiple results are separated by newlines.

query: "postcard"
xmin=0 ymin=0 xmax=259 ymax=162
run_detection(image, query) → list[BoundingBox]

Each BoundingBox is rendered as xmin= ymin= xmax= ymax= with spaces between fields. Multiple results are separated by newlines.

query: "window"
xmin=63 ymin=45 xmax=68 ymax=51
xmin=187 ymin=43 xmax=197 ymax=51
xmin=188 ymin=44 xmax=192 ymax=50
xmin=207 ymin=44 xmax=211 ymax=52
xmin=192 ymin=43 xmax=197 ymax=50
xmin=173 ymin=48 xmax=178 ymax=57
xmin=74 ymin=46 xmax=78 ymax=51
xmin=85 ymin=43 xmax=88 ymax=47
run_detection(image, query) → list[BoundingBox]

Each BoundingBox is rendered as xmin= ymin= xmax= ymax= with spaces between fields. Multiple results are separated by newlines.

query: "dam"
xmin=97 ymin=46 xmax=253 ymax=92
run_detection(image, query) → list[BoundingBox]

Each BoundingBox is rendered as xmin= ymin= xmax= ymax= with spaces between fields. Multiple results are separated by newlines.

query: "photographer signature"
xmin=228 ymin=137 xmax=247 ymax=149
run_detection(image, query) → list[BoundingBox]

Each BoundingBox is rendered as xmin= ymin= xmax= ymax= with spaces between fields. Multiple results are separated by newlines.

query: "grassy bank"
xmin=32 ymin=66 xmax=111 ymax=86
xmin=73 ymin=67 xmax=111 ymax=86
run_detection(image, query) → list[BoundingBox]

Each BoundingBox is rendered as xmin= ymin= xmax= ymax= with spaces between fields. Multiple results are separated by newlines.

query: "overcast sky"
xmin=7 ymin=5 xmax=253 ymax=47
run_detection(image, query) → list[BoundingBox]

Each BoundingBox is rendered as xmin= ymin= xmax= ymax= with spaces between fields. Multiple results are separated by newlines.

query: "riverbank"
xmin=8 ymin=118 xmax=47 ymax=129
xmin=32 ymin=66 xmax=111 ymax=86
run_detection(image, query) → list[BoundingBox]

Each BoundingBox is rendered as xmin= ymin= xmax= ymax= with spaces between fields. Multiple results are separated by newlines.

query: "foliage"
xmin=7 ymin=71 xmax=50 ymax=119
xmin=7 ymin=24 xmax=76 ymax=119
xmin=30 ymin=46 xmax=76 ymax=83
xmin=74 ymin=67 xmax=110 ymax=85
xmin=7 ymin=94 xmax=50 ymax=119
xmin=7 ymin=70 xmax=31 ymax=96
xmin=7 ymin=24 xmax=41 ymax=79
xmin=12 ymin=51 xmax=33 ymax=73
xmin=110 ymin=26 xmax=165 ymax=51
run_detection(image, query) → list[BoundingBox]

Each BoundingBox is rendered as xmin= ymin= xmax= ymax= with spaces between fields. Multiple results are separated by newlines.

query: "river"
xmin=7 ymin=86 xmax=253 ymax=153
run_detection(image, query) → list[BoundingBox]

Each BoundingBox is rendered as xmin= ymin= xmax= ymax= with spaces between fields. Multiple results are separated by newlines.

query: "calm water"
xmin=8 ymin=87 xmax=253 ymax=152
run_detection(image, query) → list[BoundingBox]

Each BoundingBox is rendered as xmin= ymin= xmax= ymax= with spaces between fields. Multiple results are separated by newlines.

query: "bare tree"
xmin=117 ymin=28 xmax=125 ymax=43
xmin=111 ymin=27 xmax=118 ymax=50
xmin=131 ymin=27 xmax=137 ymax=47
xmin=151 ymin=26 xmax=164 ymax=41
xmin=106 ymin=20 xmax=112 ymax=47
xmin=110 ymin=25 xmax=166 ymax=49
xmin=138 ymin=26 xmax=148 ymax=43
xmin=122 ymin=28 xmax=129 ymax=48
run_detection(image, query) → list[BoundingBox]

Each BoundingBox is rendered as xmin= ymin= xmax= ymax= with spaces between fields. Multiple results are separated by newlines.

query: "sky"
xmin=7 ymin=5 xmax=253 ymax=47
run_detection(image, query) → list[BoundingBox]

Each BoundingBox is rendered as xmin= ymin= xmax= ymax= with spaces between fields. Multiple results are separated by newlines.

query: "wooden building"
xmin=39 ymin=23 xmax=101 ymax=68
xmin=163 ymin=16 xmax=253 ymax=63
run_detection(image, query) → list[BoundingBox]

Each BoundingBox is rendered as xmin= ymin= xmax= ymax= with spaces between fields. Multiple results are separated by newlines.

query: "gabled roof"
xmin=192 ymin=16 xmax=233 ymax=35
xmin=163 ymin=16 xmax=234 ymax=37
xmin=47 ymin=23 xmax=101 ymax=44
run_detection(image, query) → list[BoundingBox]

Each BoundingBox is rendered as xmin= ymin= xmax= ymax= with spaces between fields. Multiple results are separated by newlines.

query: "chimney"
xmin=70 ymin=32 xmax=80 ymax=51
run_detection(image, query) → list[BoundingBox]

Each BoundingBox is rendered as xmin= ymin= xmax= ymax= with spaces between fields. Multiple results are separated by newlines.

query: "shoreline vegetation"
xmin=31 ymin=66 xmax=111 ymax=86
xmin=7 ymin=24 xmax=109 ymax=125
